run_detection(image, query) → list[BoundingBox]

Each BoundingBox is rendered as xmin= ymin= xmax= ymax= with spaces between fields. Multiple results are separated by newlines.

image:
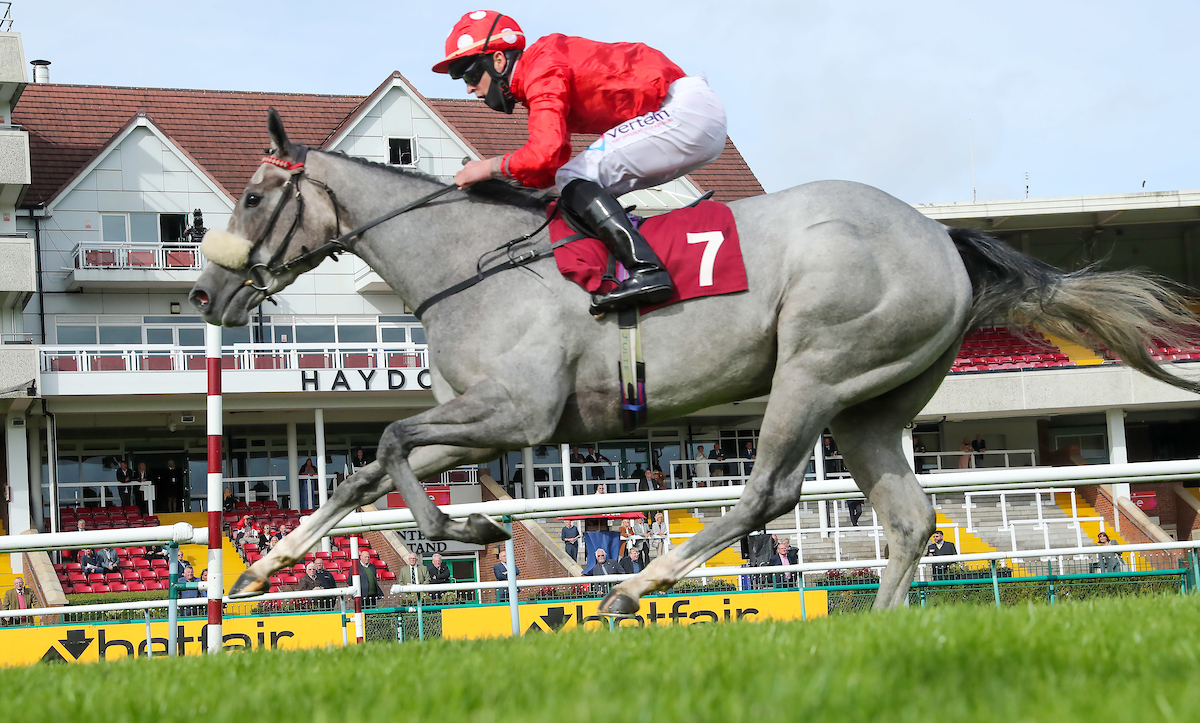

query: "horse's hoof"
xmin=465 ymin=513 xmax=510 ymax=545
xmin=228 ymin=570 xmax=269 ymax=599
xmin=598 ymin=590 xmax=640 ymax=616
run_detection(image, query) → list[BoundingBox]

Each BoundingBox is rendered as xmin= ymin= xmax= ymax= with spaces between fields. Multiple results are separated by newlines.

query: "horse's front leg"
xmin=229 ymin=462 xmax=391 ymax=596
xmin=377 ymin=377 xmax=565 ymax=545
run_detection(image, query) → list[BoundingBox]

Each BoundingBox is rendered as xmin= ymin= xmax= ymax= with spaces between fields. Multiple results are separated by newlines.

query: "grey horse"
xmin=191 ymin=111 xmax=1200 ymax=613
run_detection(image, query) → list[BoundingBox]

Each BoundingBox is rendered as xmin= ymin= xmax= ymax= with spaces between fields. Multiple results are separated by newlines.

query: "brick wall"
xmin=477 ymin=478 xmax=571 ymax=603
xmin=1176 ymin=486 xmax=1200 ymax=542
xmin=1077 ymin=485 xmax=1155 ymax=544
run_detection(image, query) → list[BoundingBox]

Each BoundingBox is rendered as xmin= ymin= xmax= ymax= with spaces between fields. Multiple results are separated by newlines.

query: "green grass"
xmin=4 ymin=595 xmax=1199 ymax=722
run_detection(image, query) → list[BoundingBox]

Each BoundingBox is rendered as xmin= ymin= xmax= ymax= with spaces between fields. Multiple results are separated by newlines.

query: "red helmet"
xmin=432 ymin=10 xmax=525 ymax=74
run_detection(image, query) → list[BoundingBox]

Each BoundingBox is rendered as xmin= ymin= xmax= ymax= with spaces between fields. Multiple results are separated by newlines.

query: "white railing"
xmin=916 ymin=448 xmax=1037 ymax=472
xmin=961 ymin=488 xmax=1105 ymax=551
xmin=73 ymin=241 xmax=204 ymax=271
xmin=40 ymin=342 xmax=428 ymax=373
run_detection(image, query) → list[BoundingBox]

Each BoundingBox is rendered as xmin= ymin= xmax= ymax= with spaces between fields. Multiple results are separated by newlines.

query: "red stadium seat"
xmin=332 ymin=572 xmax=348 ymax=584
xmin=151 ymin=558 xmax=168 ymax=569
xmin=331 ymin=550 xmax=349 ymax=560
xmin=68 ymin=571 xmax=87 ymax=584
xmin=105 ymin=573 xmax=123 ymax=583
xmin=127 ymin=582 xmax=147 ymax=592
xmin=146 ymin=580 xmax=166 ymax=591
xmin=87 ymin=573 xmax=104 ymax=584
xmin=279 ymin=574 xmax=298 ymax=585
xmin=91 ymin=584 xmax=111 ymax=593
xmin=65 ymin=562 xmax=82 ymax=572
xmin=315 ymin=551 xmax=332 ymax=560
xmin=378 ymin=570 xmax=395 ymax=581
xmin=109 ymin=583 xmax=129 ymax=593
xmin=71 ymin=584 xmax=93 ymax=594
xmin=134 ymin=558 xmax=151 ymax=570
xmin=269 ymin=586 xmax=281 ymax=594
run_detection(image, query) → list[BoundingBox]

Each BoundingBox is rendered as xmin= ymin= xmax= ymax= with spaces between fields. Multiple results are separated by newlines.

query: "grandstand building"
xmin=2 ymin=37 xmax=1199 ymax=596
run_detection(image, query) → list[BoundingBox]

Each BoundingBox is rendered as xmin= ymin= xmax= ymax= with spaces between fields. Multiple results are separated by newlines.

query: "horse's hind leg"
xmin=829 ymin=343 xmax=958 ymax=610
xmin=598 ymin=367 xmax=835 ymax=615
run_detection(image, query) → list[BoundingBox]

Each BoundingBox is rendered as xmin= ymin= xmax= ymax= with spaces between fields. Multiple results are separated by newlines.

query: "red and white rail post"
xmin=350 ymin=536 xmax=364 ymax=643
xmin=205 ymin=323 xmax=225 ymax=653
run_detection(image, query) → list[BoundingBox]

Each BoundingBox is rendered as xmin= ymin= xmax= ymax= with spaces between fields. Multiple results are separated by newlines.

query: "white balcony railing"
xmin=40 ymin=343 xmax=428 ymax=373
xmin=916 ymin=448 xmax=1037 ymax=472
xmin=72 ymin=241 xmax=204 ymax=271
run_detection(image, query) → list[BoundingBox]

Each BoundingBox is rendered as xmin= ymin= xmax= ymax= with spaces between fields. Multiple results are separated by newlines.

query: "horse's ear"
xmin=267 ymin=107 xmax=291 ymax=156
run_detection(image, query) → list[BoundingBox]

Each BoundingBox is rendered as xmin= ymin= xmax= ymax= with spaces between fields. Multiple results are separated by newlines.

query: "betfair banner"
xmin=442 ymin=589 xmax=827 ymax=640
xmin=0 ymin=613 xmax=346 ymax=667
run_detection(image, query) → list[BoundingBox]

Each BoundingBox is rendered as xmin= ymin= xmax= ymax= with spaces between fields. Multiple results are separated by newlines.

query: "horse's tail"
xmin=949 ymin=226 xmax=1200 ymax=394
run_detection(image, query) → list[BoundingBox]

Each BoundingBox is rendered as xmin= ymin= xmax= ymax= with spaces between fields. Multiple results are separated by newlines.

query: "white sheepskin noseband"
xmin=200 ymin=229 xmax=253 ymax=269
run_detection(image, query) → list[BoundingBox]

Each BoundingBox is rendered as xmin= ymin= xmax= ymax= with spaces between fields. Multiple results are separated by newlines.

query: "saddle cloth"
xmin=550 ymin=199 xmax=748 ymax=313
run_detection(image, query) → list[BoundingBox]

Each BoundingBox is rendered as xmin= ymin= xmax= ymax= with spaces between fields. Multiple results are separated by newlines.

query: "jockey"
xmin=434 ymin=10 xmax=728 ymax=315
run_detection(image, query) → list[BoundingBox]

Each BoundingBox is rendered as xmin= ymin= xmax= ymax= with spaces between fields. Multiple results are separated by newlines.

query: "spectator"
xmin=400 ymin=552 xmax=431 ymax=587
xmin=144 ymin=545 xmax=169 ymax=563
xmin=594 ymin=483 xmax=607 ymax=495
xmin=296 ymin=562 xmax=322 ymax=590
xmin=847 ymin=498 xmax=864 ymax=527
xmin=768 ymin=540 xmax=798 ymax=586
xmin=79 ymin=548 xmax=103 ymax=576
xmin=561 ymin=519 xmax=581 ymax=562
xmin=568 ymin=446 xmax=585 ymax=482
xmin=650 ymin=512 xmax=668 ymax=559
xmin=649 ymin=468 xmax=668 ymax=490
xmin=587 ymin=548 xmax=621 ymax=576
xmin=300 ymin=458 xmax=318 ymax=475
xmin=157 ymin=458 xmax=184 ymax=513
xmin=357 ymin=550 xmax=383 ymax=604
xmin=222 ymin=487 xmax=236 ymax=513
xmin=926 ymin=530 xmax=958 ymax=580
xmin=742 ymin=440 xmax=756 ymax=476
xmin=3 ymin=577 xmax=37 ymax=625
xmin=822 ymin=435 xmax=840 ymax=475
xmin=351 ymin=447 xmax=374 ymax=470
xmin=75 ymin=519 xmax=87 ymax=533
xmin=971 ymin=434 xmax=987 ymax=467
xmin=694 ymin=445 xmax=709 ymax=487
xmin=631 ymin=464 xmax=648 ymax=491
xmin=493 ymin=548 xmax=517 ymax=602
xmin=427 ymin=553 xmax=452 ymax=585
xmin=178 ymin=565 xmax=203 ymax=616
xmin=630 ymin=513 xmax=650 ymax=562
xmin=710 ymin=441 xmax=727 ymax=480
xmin=958 ymin=438 xmax=974 ymax=469
xmin=232 ymin=515 xmax=259 ymax=548
xmin=114 ymin=459 xmax=133 ymax=507
xmin=96 ymin=547 xmax=121 ymax=574
xmin=586 ymin=447 xmax=611 ymax=480
xmin=1096 ymin=531 xmax=1124 ymax=573
xmin=313 ymin=558 xmax=336 ymax=589
xmin=133 ymin=461 xmax=152 ymax=514
xmin=619 ymin=546 xmax=644 ymax=574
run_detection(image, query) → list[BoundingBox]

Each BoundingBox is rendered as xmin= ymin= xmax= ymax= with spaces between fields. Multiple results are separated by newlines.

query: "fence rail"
xmin=40 ymin=342 xmax=429 ymax=373
xmin=73 ymin=241 xmax=203 ymax=271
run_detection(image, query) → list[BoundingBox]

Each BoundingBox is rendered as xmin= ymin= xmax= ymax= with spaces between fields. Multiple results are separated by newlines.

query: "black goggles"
xmin=449 ymin=55 xmax=487 ymax=85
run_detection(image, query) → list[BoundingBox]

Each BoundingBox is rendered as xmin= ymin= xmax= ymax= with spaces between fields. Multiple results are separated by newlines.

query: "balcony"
xmin=69 ymin=241 xmax=204 ymax=290
xmin=39 ymin=343 xmax=431 ymax=396
xmin=0 ymin=234 xmax=34 ymax=311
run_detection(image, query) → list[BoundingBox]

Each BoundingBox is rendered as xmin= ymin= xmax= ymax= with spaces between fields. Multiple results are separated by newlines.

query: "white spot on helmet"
xmin=469 ymin=10 xmax=488 ymax=20
xmin=501 ymin=30 xmax=518 ymax=44
xmin=457 ymin=33 xmax=475 ymax=50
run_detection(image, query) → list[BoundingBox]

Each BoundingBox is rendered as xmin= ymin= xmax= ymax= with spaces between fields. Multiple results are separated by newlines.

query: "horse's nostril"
xmin=190 ymin=289 xmax=210 ymax=309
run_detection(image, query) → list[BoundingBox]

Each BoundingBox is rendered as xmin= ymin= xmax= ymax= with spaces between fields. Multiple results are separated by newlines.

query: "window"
xmin=160 ymin=214 xmax=187 ymax=242
xmin=388 ymin=137 xmax=417 ymax=166
xmin=57 ymin=326 xmax=97 ymax=344
xmin=146 ymin=328 xmax=174 ymax=345
xmin=411 ymin=327 xmax=426 ymax=344
xmin=98 ymin=326 xmax=142 ymax=345
xmin=381 ymin=327 xmax=406 ymax=343
xmin=130 ymin=213 xmax=158 ymax=243
xmin=296 ymin=325 xmax=336 ymax=344
xmin=178 ymin=328 xmax=204 ymax=347
xmin=338 ymin=325 xmax=377 ymax=343
xmin=101 ymin=215 xmax=127 ymax=244
xmin=222 ymin=326 xmax=251 ymax=345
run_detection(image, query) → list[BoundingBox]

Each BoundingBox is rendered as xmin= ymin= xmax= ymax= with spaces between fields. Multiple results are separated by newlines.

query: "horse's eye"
xmin=245 ymin=194 xmax=262 ymax=208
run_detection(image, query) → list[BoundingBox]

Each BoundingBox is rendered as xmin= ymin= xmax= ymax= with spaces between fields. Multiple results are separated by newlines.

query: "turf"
xmin=4 ymin=595 xmax=1199 ymax=722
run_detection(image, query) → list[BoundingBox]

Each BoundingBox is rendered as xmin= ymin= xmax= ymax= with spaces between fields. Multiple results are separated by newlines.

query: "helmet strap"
xmin=483 ymin=50 xmax=522 ymax=114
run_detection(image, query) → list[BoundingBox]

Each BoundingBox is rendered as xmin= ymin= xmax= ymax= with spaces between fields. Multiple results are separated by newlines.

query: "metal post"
xmin=350 ymin=536 xmax=364 ymax=643
xmin=990 ymin=560 xmax=1001 ymax=609
xmin=286 ymin=421 xmax=300 ymax=512
xmin=145 ymin=610 xmax=154 ymax=658
xmin=798 ymin=580 xmax=807 ymax=621
xmin=416 ymin=596 xmax=425 ymax=641
xmin=503 ymin=516 xmax=519 ymax=636
xmin=167 ymin=543 xmax=179 ymax=656
xmin=521 ymin=447 xmax=536 ymax=499
xmin=1048 ymin=559 xmax=1056 ymax=605
xmin=560 ymin=443 xmax=574 ymax=497
xmin=204 ymin=323 xmax=224 ymax=654
xmin=340 ymin=597 xmax=348 ymax=647
xmin=813 ymin=439 xmax=827 ymax=538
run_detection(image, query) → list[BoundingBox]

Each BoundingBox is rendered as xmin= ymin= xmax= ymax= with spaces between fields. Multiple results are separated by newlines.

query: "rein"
xmin=244 ymin=146 xmax=573 ymax=317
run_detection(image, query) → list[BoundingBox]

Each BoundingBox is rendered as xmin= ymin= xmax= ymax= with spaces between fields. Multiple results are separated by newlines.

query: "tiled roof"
xmin=15 ymin=80 xmax=763 ymax=207
xmin=427 ymin=98 xmax=764 ymax=201
xmin=14 ymin=84 xmax=363 ymax=206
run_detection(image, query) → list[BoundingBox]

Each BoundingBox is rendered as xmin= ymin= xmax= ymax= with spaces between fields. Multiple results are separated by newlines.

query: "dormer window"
xmin=388 ymin=137 xmax=417 ymax=166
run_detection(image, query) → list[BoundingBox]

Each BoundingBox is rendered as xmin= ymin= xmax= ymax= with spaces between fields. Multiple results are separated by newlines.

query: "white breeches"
xmin=555 ymin=76 xmax=728 ymax=196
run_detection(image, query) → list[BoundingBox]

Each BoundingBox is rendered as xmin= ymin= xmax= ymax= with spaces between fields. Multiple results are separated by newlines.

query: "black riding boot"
xmin=560 ymin=180 xmax=674 ymax=315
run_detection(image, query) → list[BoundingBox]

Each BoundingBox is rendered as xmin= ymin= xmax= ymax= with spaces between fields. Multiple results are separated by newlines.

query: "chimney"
xmin=30 ymin=59 xmax=50 ymax=83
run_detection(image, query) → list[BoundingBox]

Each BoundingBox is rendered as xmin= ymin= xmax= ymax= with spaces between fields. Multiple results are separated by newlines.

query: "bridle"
xmin=233 ymin=145 xmax=457 ymax=294
xmin=215 ymin=144 xmax=560 ymax=318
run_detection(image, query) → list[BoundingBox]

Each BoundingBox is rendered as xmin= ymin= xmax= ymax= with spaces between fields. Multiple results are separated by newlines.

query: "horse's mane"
xmin=319 ymin=150 xmax=555 ymax=213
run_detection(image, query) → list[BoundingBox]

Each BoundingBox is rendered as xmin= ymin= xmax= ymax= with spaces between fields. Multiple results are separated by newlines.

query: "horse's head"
xmin=189 ymin=109 xmax=342 ymax=326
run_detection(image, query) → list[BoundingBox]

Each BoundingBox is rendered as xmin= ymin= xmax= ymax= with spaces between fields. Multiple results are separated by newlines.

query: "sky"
xmin=15 ymin=1 xmax=1200 ymax=203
